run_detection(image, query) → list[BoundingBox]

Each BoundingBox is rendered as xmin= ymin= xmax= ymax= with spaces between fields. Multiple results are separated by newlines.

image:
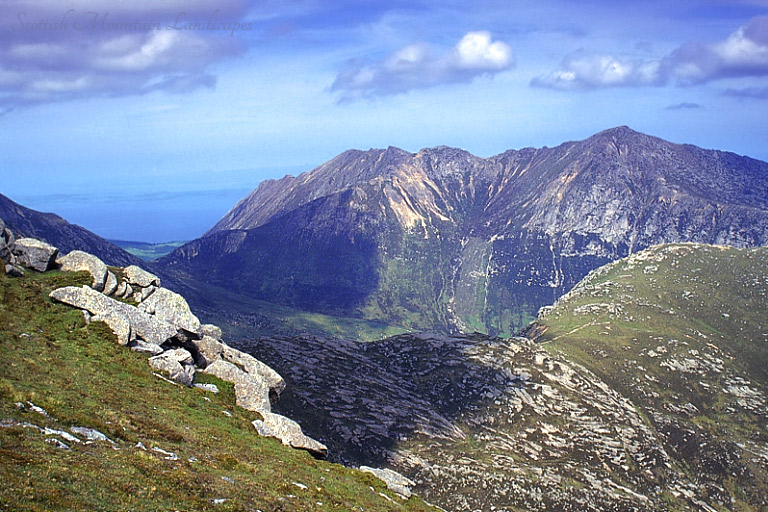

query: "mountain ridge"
xmin=161 ymin=127 xmax=768 ymax=336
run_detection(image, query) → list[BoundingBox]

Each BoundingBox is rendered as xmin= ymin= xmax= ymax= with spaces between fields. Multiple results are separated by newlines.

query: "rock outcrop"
xmin=57 ymin=250 xmax=109 ymax=292
xmin=50 ymin=286 xmax=178 ymax=347
xmin=1 ymin=235 xmax=330 ymax=458
xmin=12 ymin=238 xmax=58 ymax=272
xmin=360 ymin=467 xmax=416 ymax=498
xmin=252 ymin=412 xmax=328 ymax=458
xmin=138 ymin=288 xmax=201 ymax=334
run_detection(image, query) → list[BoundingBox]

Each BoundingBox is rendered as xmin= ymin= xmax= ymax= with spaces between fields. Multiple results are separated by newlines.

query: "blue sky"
xmin=1 ymin=0 xmax=767 ymax=241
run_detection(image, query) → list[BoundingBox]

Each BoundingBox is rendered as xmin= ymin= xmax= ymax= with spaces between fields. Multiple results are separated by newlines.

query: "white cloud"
xmin=454 ymin=31 xmax=513 ymax=70
xmin=333 ymin=31 xmax=514 ymax=100
xmin=0 ymin=1 xmax=249 ymax=110
xmin=532 ymin=53 xmax=663 ymax=89
xmin=534 ymin=15 xmax=768 ymax=90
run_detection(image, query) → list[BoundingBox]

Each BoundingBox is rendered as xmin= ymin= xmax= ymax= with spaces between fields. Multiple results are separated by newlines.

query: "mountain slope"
xmin=237 ymin=244 xmax=768 ymax=512
xmin=0 ymin=193 xmax=142 ymax=267
xmin=0 ymin=265 xmax=437 ymax=511
xmin=160 ymin=127 xmax=768 ymax=337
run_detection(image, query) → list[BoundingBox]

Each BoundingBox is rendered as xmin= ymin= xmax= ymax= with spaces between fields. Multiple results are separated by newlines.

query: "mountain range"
xmin=2 ymin=126 xmax=768 ymax=511
xmin=158 ymin=126 xmax=768 ymax=337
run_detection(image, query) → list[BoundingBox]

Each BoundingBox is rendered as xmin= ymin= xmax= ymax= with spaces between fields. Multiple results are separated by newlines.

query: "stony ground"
xmin=243 ymin=244 xmax=768 ymax=512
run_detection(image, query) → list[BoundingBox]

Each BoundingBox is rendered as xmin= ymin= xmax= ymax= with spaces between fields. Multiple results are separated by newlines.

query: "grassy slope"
xmin=530 ymin=243 xmax=768 ymax=510
xmin=0 ymin=269 xmax=437 ymax=512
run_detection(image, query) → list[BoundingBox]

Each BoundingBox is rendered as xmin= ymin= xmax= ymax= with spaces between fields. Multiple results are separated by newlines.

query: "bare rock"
xmin=5 ymin=264 xmax=24 ymax=277
xmin=114 ymin=280 xmax=127 ymax=298
xmin=252 ymin=412 xmax=327 ymax=458
xmin=49 ymin=286 xmax=178 ymax=346
xmin=92 ymin=310 xmax=132 ymax=346
xmin=0 ymin=219 xmax=14 ymax=262
xmin=221 ymin=345 xmax=286 ymax=398
xmin=56 ymin=251 xmax=108 ymax=291
xmin=200 ymin=324 xmax=223 ymax=340
xmin=128 ymin=339 xmax=164 ymax=355
xmin=359 ymin=467 xmax=415 ymax=498
xmin=193 ymin=335 xmax=226 ymax=367
xmin=104 ymin=271 xmax=118 ymax=296
xmin=12 ymin=238 xmax=58 ymax=272
xmin=123 ymin=265 xmax=161 ymax=288
xmin=138 ymin=288 xmax=201 ymax=334
xmin=204 ymin=359 xmax=271 ymax=413
xmin=148 ymin=349 xmax=195 ymax=386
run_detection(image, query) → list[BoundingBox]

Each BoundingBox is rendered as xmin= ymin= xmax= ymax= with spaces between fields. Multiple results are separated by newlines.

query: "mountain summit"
xmin=160 ymin=127 xmax=768 ymax=336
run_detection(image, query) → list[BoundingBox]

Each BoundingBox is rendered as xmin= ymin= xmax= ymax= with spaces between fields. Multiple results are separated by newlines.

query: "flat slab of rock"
xmin=204 ymin=360 xmax=271 ymax=413
xmin=57 ymin=251 xmax=108 ymax=292
xmin=139 ymin=288 xmax=201 ymax=334
xmin=252 ymin=412 xmax=327 ymax=458
xmin=123 ymin=265 xmax=160 ymax=288
xmin=359 ymin=466 xmax=415 ymax=498
xmin=12 ymin=238 xmax=58 ymax=272
xmin=50 ymin=286 xmax=178 ymax=346
xmin=129 ymin=339 xmax=164 ymax=355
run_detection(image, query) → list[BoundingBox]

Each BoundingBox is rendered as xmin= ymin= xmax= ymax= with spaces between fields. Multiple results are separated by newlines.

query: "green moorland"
xmin=0 ymin=269 xmax=438 ymax=512
xmin=528 ymin=243 xmax=768 ymax=509
xmin=109 ymin=240 xmax=187 ymax=261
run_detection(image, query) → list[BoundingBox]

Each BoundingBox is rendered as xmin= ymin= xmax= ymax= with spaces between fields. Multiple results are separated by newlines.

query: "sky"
xmin=1 ymin=0 xmax=767 ymax=242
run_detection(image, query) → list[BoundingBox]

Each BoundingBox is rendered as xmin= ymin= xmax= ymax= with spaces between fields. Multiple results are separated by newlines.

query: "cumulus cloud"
xmin=531 ymin=52 xmax=663 ymax=89
xmin=533 ymin=15 xmax=768 ymax=90
xmin=332 ymin=31 xmax=514 ymax=100
xmin=0 ymin=0 xmax=250 ymax=110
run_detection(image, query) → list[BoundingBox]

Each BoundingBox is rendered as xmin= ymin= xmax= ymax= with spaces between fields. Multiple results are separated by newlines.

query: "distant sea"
xmin=13 ymin=187 xmax=254 ymax=243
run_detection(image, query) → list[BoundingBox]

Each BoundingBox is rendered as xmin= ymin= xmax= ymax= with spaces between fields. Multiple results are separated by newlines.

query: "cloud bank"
xmin=0 ymin=0 xmax=251 ymax=110
xmin=332 ymin=31 xmax=514 ymax=100
xmin=533 ymin=15 xmax=768 ymax=89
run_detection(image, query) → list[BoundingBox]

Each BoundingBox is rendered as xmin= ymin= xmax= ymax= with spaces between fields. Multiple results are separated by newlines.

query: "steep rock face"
xmin=160 ymin=127 xmax=768 ymax=335
xmin=0 ymin=193 xmax=142 ymax=268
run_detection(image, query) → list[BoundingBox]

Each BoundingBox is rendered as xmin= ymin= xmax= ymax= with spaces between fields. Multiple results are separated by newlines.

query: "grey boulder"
xmin=12 ymin=238 xmax=58 ymax=272
xmin=204 ymin=360 xmax=271 ymax=413
xmin=200 ymin=324 xmax=223 ymax=341
xmin=128 ymin=339 xmax=164 ymax=355
xmin=49 ymin=286 xmax=178 ymax=346
xmin=92 ymin=310 xmax=132 ymax=346
xmin=252 ymin=412 xmax=327 ymax=458
xmin=57 ymin=251 xmax=108 ymax=292
xmin=359 ymin=467 xmax=416 ymax=498
xmin=193 ymin=335 xmax=225 ymax=367
xmin=5 ymin=264 xmax=24 ymax=278
xmin=221 ymin=345 xmax=285 ymax=398
xmin=0 ymin=219 xmax=14 ymax=262
xmin=148 ymin=349 xmax=195 ymax=386
xmin=138 ymin=288 xmax=201 ymax=334
xmin=104 ymin=271 xmax=118 ymax=296
xmin=123 ymin=265 xmax=160 ymax=288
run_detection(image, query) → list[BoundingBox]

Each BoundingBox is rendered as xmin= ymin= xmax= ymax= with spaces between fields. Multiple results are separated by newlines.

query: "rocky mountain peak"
xmin=160 ymin=128 xmax=768 ymax=337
